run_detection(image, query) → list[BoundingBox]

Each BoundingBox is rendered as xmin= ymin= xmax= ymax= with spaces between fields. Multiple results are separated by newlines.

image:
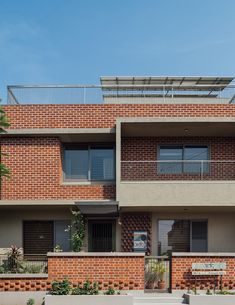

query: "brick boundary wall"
xmin=47 ymin=254 xmax=145 ymax=290
xmin=0 ymin=254 xmax=145 ymax=291
xmin=172 ymin=255 xmax=235 ymax=290
xmin=0 ymin=277 xmax=49 ymax=291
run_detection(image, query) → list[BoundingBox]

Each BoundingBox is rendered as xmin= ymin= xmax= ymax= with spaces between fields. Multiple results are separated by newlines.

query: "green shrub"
xmin=71 ymin=280 xmax=99 ymax=295
xmin=26 ymin=299 xmax=35 ymax=305
xmin=50 ymin=278 xmax=71 ymax=295
xmin=104 ymin=287 xmax=116 ymax=295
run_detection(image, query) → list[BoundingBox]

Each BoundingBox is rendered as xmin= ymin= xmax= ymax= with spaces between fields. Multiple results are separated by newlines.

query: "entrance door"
xmin=88 ymin=220 xmax=115 ymax=252
xmin=23 ymin=221 xmax=54 ymax=257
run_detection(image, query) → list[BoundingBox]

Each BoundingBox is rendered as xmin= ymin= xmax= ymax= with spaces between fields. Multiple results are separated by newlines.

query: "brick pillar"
xmin=121 ymin=213 xmax=152 ymax=253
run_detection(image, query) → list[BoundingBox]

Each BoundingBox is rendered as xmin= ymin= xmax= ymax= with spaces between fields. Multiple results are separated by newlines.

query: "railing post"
xmin=200 ymin=161 xmax=204 ymax=180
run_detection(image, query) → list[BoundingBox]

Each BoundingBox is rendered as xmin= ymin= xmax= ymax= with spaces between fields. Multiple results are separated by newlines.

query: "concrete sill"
xmin=61 ymin=181 xmax=115 ymax=186
xmin=47 ymin=252 xmax=145 ymax=257
xmin=0 ymin=274 xmax=48 ymax=278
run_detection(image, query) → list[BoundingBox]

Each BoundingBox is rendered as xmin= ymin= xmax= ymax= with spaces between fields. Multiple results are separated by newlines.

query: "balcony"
xmin=118 ymin=160 xmax=235 ymax=208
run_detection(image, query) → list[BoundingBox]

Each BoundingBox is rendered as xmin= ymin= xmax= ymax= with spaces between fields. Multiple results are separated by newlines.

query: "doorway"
xmin=88 ymin=220 xmax=116 ymax=252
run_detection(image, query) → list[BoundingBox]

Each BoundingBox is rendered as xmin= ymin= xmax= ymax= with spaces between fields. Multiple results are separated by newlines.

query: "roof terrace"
xmin=7 ymin=76 xmax=235 ymax=105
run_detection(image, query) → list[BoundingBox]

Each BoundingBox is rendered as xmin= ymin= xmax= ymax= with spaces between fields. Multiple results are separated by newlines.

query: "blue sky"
xmin=0 ymin=0 xmax=235 ymax=102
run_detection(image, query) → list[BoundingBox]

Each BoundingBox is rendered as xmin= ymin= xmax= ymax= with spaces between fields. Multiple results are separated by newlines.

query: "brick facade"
xmin=0 ymin=254 xmax=145 ymax=291
xmin=121 ymin=136 xmax=235 ymax=181
xmin=172 ymin=255 xmax=235 ymax=290
xmin=0 ymin=137 xmax=115 ymax=200
xmin=121 ymin=213 xmax=152 ymax=253
xmin=2 ymin=104 xmax=235 ymax=200
xmin=3 ymin=104 xmax=235 ymax=130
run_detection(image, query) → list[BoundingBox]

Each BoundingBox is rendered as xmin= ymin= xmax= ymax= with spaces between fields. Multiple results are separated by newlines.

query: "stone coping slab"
xmin=0 ymin=273 xmax=48 ymax=278
xmin=47 ymin=252 xmax=145 ymax=257
xmin=172 ymin=252 xmax=235 ymax=257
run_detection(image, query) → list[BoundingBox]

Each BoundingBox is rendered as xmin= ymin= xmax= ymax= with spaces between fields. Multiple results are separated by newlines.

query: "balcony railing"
xmin=121 ymin=160 xmax=235 ymax=181
xmin=7 ymin=84 xmax=235 ymax=104
xmin=0 ymin=254 xmax=48 ymax=274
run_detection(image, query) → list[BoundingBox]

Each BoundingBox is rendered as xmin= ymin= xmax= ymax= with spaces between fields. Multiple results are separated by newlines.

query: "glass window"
xmin=64 ymin=149 xmax=89 ymax=180
xmin=63 ymin=145 xmax=115 ymax=181
xmin=159 ymin=145 xmax=209 ymax=174
xmin=90 ymin=148 xmax=115 ymax=180
xmin=191 ymin=221 xmax=207 ymax=252
xmin=158 ymin=220 xmax=190 ymax=255
xmin=159 ymin=146 xmax=183 ymax=173
xmin=184 ymin=146 xmax=209 ymax=173
xmin=158 ymin=220 xmax=208 ymax=255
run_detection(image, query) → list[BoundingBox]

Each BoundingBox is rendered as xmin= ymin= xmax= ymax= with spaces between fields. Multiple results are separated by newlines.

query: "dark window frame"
xmin=62 ymin=143 xmax=116 ymax=182
xmin=157 ymin=144 xmax=210 ymax=174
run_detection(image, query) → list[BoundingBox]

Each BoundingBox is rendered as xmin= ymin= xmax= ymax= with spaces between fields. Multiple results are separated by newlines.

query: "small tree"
xmin=67 ymin=208 xmax=85 ymax=252
xmin=0 ymin=107 xmax=10 ymax=179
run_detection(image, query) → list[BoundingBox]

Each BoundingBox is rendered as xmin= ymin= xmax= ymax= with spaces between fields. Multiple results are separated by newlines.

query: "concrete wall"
xmin=119 ymin=182 xmax=235 ymax=207
xmin=151 ymin=212 xmax=235 ymax=255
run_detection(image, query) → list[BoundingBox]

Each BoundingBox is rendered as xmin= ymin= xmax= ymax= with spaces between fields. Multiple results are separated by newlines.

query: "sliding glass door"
xmin=158 ymin=220 xmax=207 ymax=255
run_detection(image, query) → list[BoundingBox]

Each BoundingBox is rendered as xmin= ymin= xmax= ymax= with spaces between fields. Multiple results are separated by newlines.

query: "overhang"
xmin=2 ymin=128 xmax=115 ymax=142
xmin=118 ymin=117 xmax=235 ymax=137
xmin=76 ymin=201 xmax=119 ymax=215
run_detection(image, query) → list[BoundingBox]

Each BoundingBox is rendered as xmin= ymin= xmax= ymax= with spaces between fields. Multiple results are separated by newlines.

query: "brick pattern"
xmin=0 ymin=278 xmax=49 ymax=291
xmin=121 ymin=137 xmax=235 ymax=181
xmin=48 ymin=255 xmax=144 ymax=290
xmin=0 ymin=137 xmax=115 ymax=200
xmin=121 ymin=213 xmax=152 ymax=253
xmin=0 ymin=255 xmax=144 ymax=291
xmin=172 ymin=256 xmax=235 ymax=290
xmin=3 ymin=104 xmax=235 ymax=129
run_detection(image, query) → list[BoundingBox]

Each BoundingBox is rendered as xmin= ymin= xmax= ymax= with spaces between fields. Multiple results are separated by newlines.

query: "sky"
xmin=0 ymin=0 xmax=235 ymax=103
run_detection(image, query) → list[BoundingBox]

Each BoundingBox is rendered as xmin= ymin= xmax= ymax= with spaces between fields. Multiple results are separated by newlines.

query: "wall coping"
xmin=172 ymin=252 xmax=235 ymax=257
xmin=0 ymin=274 xmax=48 ymax=278
xmin=47 ymin=252 xmax=145 ymax=257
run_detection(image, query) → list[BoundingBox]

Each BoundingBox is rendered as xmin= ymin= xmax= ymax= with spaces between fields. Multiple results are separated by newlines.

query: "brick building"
xmin=1 ymin=76 xmax=235 ymax=293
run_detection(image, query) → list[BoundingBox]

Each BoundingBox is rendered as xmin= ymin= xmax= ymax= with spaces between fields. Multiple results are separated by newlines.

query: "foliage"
xmin=67 ymin=208 xmax=85 ymax=252
xmin=71 ymin=280 xmax=99 ymax=295
xmin=7 ymin=245 xmax=22 ymax=273
xmin=26 ymin=298 xmax=35 ymax=305
xmin=206 ymin=289 xmax=212 ymax=295
xmin=0 ymin=107 xmax=10 ymax=179
xmin=50 ymin=278 xmax=71 ymax=295
xmin=216 ymin=290 xmax=235 ymax=295
xmin=103 ymin=287 xmax=118 ymax=295
xmin=151 ymin=261 xmax=166 ymax=281
xmin=54 ymin=244 xmax=63 ymax=252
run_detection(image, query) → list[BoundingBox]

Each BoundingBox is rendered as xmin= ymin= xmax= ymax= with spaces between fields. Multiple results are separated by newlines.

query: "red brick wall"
xmin=121 ymin=213 xmax=152 ymax=253
xmin=2 ymin=104 xmax=235 ymax=200
xmin=121 ymin=137 xmax=235 ymax=181
xmin=172 ymin=255 xmax=235 ymax=290
xmin=0 ymin=277 xmax=49 ymax=291
xmin=48 ymin=255 xmax=144 ymax=290
xmin=0 ymin=255 xmax=144 ymax=291
xmin=3 ymin=104 xmax=235 ymax=129
xmin=0 ymin=137 xmax=115 ymax=200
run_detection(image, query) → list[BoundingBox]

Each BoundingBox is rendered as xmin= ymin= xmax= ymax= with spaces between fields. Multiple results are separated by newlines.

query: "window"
xmin=158 ymin=145 xmax=209 ymax=174
xmin=158 ymin=220 xmax=207 ymax=255
xmin=63 ymin=144 xmax=115 ymax=181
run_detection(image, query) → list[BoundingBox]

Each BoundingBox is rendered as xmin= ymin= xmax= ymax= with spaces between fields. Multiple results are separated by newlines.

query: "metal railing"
xmin=7 ymin=84 xmax=235 ymax=104
xmin=0 ymin=254 xmax=48 ymax=274
xmin=121 ymin=160 xmax=235 ymax=181
xmin=145 ymin=256 xmax=170 ymax=291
